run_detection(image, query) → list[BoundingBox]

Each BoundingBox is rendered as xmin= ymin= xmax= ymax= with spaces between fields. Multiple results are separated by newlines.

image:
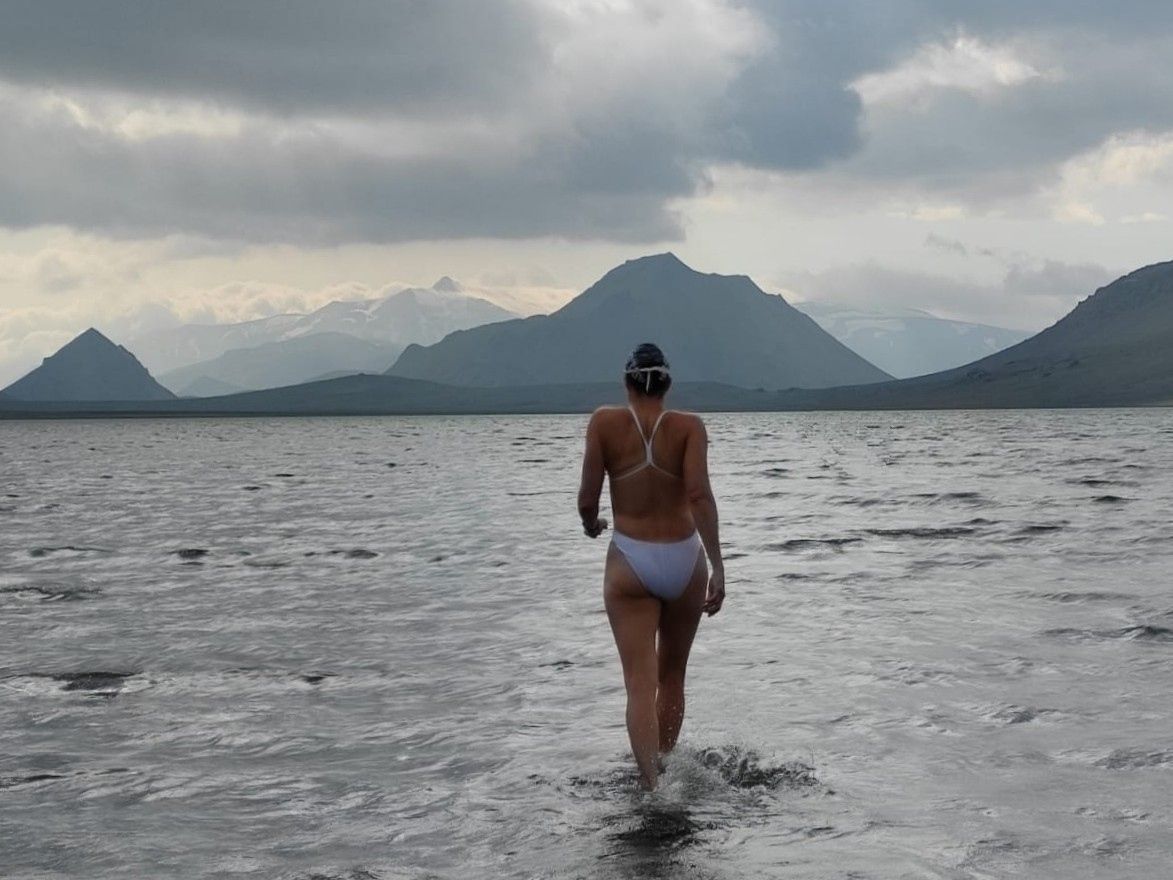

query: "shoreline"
xmin=3 ymin=373 xmax=1169 ymax=420
xmin=1 ymin=402 xmax=1168 ymax=421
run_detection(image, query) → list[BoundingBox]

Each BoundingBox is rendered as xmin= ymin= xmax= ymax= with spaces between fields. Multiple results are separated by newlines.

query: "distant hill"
xmin=130 ymin=278 xmax=517 ymax=375
xmin=797 ymin=302 xmax=1031 ymax=378
xmin=130 ymin=314 xmax=304 ymax=376
xmin=388 ymin=254 xmax=891 ymax=389
xmin=768 ymin=259 xmax=1173 ymax=409
xmin=4 ymin=260 xmax=1170 ymax=416
xmin=158 ymin=332 xmax=403 ymax=395
xmin=1 ymin=328 xmax=175 ymax=402
xmin=0 ymin=373 xmax=778 ymax=416
xmin=875 ymin=258 xmax=1173 ymax=407
xmin=174 ymin=376 xmax=245 ymax=398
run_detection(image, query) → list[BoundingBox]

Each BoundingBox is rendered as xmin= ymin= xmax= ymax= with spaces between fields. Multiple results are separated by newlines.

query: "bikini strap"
xmin=627 ymin=405 xmax=647 ymax=444
xmin=613 ymin=406 xmax=677 ymax=481
xmin=628 ymin=406 xmax=668 ymax=463
xmin=647 ymin=410 xmax=668 ymax=446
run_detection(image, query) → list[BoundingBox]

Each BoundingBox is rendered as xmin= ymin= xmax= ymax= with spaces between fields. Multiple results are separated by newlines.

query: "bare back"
xmin=596 ymin=405 xmax=699 ymax=542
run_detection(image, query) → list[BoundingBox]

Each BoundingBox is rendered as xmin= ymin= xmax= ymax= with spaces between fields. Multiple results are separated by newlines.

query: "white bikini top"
xmin=611 ymin=406 xmax=681 ymax=481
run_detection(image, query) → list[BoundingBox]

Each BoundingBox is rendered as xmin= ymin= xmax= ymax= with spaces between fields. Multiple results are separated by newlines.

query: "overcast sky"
xmin=2 ymin=0 xmax=1172 ymax=382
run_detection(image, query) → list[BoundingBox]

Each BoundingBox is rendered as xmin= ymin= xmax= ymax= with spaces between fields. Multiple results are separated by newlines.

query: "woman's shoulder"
xmin=588 ymin=405 xmax=703 ymax=431
xmin=587 ymin=405 xmax=627 ymax=432
xmin=665 ymin=408 xmax=703 ymax=427
xmin=590 ymin=405 xmax=628 ymax=420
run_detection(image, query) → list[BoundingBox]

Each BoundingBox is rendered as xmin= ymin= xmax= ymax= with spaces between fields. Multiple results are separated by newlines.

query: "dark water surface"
xmin=2 ymin=410 xmax=1171 ymax=879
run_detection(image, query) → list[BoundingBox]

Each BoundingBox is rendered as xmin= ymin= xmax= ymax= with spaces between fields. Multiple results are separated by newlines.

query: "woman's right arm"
xmin=683 ymin=416 xmax=725 ymax=615
xmin=577 ymin=409 xmax=606 ymax=538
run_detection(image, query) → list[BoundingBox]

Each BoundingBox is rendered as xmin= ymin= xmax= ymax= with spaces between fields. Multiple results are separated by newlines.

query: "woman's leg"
xmin=604 ymin=543 xmax=663 ymax=789
xmin=656 ymin=550 xmax=707 ymax=753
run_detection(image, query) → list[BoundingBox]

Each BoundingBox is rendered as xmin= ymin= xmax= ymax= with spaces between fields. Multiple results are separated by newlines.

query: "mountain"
xmin=904 ymin=258 xmax=1173 ymax=405
xmin=158 ymin=332 xmax=403 ymax=396
xmin=129 ymin=314 xmax=303 ymax=376
xmin=786 ymin=258 xmax=1173 ymax=408
xmin=0 ymin=373 xmax=780 ymax=416
xmin=797 ymin=302 xmax=1031 ymax=379
xmin=1 ymin=328 xmax=175 ymax=401
xmin=130 ymin=279 xmax=517 ymax=375
xmin=5 ymin=260 xmax=1169 ymax=415
xmin=174 ymin=376 xmax=245 ymax=398
xmin=387 ymin=254 xmax=891 ymax=389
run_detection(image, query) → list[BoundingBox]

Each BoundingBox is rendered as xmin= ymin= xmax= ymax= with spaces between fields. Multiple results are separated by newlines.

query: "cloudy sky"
xmin=2 ymin=0 xmax=1172 ymax=382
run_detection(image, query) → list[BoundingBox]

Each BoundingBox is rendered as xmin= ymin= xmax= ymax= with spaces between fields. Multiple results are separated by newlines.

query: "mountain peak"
xmin=1122 ymin=258 xmax=1173 ymax=281
xmin=432 ymin=276 xmax=463 ymax=293
xmin=622 ymin=252 xmax=688 ymax=271
xmin=390 ymin=254 xmax=891 ymax=389
xmin=1061 ymin=257 xmax=1173 ymax=327
xmin=68 ymin=327 xmax=117 ymax=349
xmin=47 ymin=327 xmax=127 ymax=362
xmin=558 ymin=252 xmax=764 ymax=319
xmin=576 ymin=253 xmax=696 ymax=297
xmin=1 ymin=328 xmax=175 ymax=402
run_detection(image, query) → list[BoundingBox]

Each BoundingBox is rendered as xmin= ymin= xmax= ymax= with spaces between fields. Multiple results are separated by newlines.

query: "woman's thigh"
xmin=657 ymin=549 xmax=706 ymax=677
xmin=603 ymin=543 xmax=661 ymax=685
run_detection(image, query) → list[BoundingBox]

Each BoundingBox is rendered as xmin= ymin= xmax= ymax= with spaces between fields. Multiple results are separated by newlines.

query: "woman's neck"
xmin=626 ymin=395 xmax=665 ymax=415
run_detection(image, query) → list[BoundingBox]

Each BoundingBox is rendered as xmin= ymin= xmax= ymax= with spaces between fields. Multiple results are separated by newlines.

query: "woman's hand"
xmin=583 ymin=516 xmax=609 ymax=539
xmin=703 ymin=566 xmax=725 ymax=616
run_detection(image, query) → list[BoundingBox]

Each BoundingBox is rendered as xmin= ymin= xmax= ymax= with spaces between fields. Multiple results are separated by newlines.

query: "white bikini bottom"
xmin=611 ymin=530 xmax=703 ymax=601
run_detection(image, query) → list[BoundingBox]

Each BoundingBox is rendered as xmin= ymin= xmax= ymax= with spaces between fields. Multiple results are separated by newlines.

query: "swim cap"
xmin=624 ymin=343 xmax=670 ymax=392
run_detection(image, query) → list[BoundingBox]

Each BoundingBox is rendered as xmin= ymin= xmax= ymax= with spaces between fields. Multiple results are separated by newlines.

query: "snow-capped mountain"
xmin=388 ymin=254 xmax=891 ymax=388
xmin=158 ymin=332 xmax=404 ymax=396
xmin=130 ymin=278 xmax=517 ymax=375
xmin=796 ymin=302 xmax=1031 ymax=379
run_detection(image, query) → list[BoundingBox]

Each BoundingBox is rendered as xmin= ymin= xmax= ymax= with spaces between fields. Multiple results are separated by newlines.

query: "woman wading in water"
xmin=577 ymin=343 xmax=725 ymax=789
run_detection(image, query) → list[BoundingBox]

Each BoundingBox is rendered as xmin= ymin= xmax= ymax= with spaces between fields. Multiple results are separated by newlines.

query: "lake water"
xmin=1 ymin=410 xmax=1172 ymax=879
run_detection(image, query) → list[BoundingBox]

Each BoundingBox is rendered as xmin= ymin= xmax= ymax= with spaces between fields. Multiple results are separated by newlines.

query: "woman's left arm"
xmin=577 ymin=410 xmax=605 ymax=538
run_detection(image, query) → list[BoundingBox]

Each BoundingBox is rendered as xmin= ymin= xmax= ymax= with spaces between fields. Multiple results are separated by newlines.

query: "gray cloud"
xmin=0 ymin=0 xmax=544 ymax=116
xmin=712 ymin=8 xmax=885 ymax=169
xmin=911 ymin=2 xmax=1173 ymax=36
xmin=0 ymin=88 xmax=693 ymax=244
xmin=924 ymin=233 xmax=968 ymax=256
xmin=1003 ymin=259 xmax=1117 ymax=302
xmin=781 ymin=257 xmax=1117 ymax=331
xmin=0 ymin=1 xmax=733 ymax=243
xmin=848 ymin=39 xmax=1173 ymax=196
xmin=1 ymin=1 xmax=1172 ymax=244
xmin=720 ymin=2 xmax=1173 ymax=175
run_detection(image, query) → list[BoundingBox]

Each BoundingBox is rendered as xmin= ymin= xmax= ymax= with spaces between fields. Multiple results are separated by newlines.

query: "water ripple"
xmin=2 ymin=410 xmax=1173 ymax=879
